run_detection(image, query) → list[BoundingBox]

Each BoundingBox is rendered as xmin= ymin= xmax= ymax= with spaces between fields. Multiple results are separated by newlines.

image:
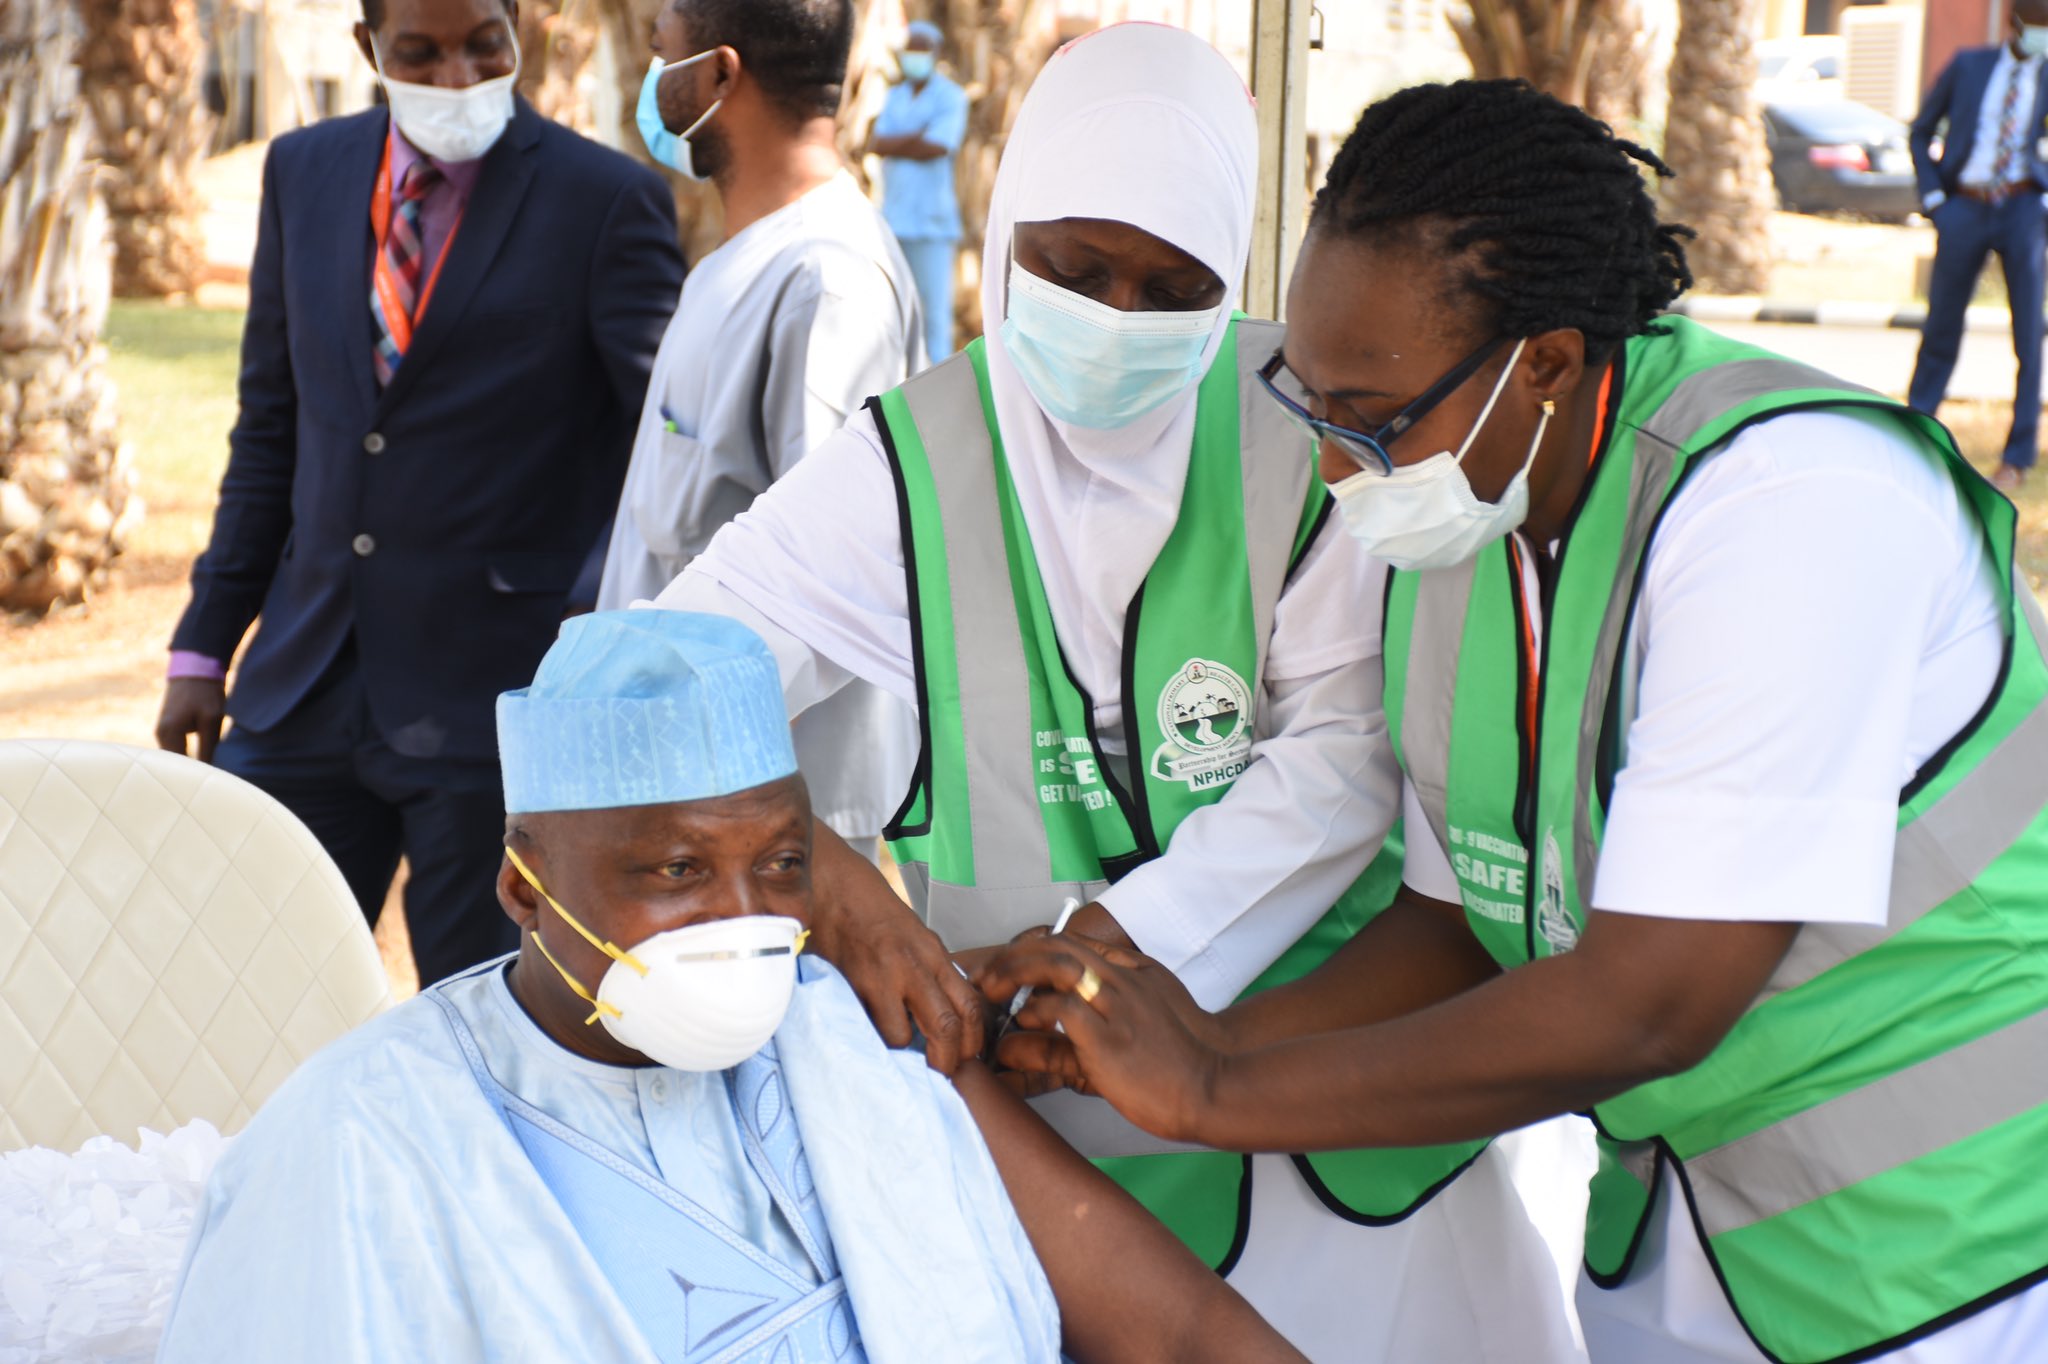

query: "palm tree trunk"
xmin=77 ymin=0 xmax=211 ymax=298
xmin=932 ymin=0 xmax=1059 ymax=339
xmin=1662 ymin=0 xmax=1773 ymax=294
xmin=1 ymin=0 xmax=135 ymax=614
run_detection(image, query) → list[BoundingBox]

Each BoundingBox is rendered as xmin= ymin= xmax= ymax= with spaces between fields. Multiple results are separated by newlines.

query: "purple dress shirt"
xmin=168 ymin=125 xmax=485 ymax=683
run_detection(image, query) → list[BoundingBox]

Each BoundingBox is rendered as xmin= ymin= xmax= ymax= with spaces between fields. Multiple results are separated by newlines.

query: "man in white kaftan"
xmin=158 ymin=609 xmax=1306 ymax=1364
xmin=597 ymin=0 xmax=917 ymax=855
xmin=157 ymin=610 xmax=1056 ymax=1364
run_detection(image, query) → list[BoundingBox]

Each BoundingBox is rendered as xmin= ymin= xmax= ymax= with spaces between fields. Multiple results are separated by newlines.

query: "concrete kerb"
xmin=1668 ymin=296 xmax=2012 ymax=334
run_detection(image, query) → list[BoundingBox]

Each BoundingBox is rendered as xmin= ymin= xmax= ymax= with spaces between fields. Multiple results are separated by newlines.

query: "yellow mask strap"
xmin=504 ymin=843 xmax=649 ymax=977
xmin=527 ymin=924 xmax=619 ymax=1026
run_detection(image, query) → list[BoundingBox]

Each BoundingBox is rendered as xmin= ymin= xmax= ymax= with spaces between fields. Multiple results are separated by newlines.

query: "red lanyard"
xmin=1508 ymin=362 xmax=1616 ymax=760
xmin=370 ymin=138 xmax=465 ymax=339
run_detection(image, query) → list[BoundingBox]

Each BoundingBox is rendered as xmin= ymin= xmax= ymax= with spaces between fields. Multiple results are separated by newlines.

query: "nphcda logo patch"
xmin=1151 ymin=658 xmax=1253 ymax=792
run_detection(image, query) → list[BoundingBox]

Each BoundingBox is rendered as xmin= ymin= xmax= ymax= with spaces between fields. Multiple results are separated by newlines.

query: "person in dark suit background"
xmin=154 ymin=0 xmax=685 ymax=984
xmin=1909 ymin=0 xmax=2048 ymax=494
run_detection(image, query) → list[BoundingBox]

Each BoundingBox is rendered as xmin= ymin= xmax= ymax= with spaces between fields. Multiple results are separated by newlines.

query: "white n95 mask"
xmin=371 ymin=23 xmax=520 ymax=164
xmin=506 ymin=845 xmax=806 ymax=1071
xmin=1332 ymin=337 xmax=1553 ymax=571
xmin=999 ymin=261 xmax=1221 ymax=429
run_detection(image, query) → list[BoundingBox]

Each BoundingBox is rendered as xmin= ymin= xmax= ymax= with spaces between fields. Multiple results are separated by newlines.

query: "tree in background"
xmin=921 ymin=0 xmax=1057 ymax=338
xmin=77 ymin=0 xmax=211 ymax=297
xmin=0 ymin=0 xmax=137 ymax=614
xmin=1451 ymin=0 xmax=1649 ymax=131
xmin=1661 ymin=0 xmax=1772 ymax=293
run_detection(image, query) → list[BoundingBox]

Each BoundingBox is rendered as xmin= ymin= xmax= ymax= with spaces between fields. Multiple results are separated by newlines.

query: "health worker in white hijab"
xmin=656 ymin=23 xmax=1580 ymax=1361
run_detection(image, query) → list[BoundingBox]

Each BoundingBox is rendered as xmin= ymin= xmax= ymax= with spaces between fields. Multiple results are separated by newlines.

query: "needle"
xmin=1002 ymin=896 xmax=1084 ymax=1033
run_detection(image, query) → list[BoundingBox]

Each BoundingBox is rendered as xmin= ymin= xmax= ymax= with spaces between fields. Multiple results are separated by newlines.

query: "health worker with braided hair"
xmin=980 ymin=78 xmax=2048 ymax=1364
xmin=655 ymin=25 xmax=1580 ymax=1363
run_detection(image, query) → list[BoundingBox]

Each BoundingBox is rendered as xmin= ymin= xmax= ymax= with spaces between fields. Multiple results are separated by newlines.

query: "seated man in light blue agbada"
xmin=158 ymin=611 xmax=1297 ymax=1364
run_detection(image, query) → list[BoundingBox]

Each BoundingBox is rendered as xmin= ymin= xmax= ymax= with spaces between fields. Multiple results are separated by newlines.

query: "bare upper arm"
xmin=950 ymin=1063 xmax=1305 ymax=1364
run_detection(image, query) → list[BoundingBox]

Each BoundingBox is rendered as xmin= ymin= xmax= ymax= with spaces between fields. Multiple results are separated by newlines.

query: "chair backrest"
xmin=0 ymin=739 xmax=392 ymax=1152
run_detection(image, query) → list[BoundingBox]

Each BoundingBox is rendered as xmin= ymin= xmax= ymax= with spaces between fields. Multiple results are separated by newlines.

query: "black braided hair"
xmin=1312 ymin=79 xmax=1694 ymax=361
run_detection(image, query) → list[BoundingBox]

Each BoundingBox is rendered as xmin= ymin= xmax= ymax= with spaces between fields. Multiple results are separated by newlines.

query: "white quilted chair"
xmin=0 ymin=739 xmax=392 ymax=1152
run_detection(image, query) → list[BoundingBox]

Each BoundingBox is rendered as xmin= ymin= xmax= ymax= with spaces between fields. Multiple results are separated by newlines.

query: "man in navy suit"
xmin=1909 ymin=0 xmax=2048 ymax=493
xmin=155 ymin=0 xmax=685 ymax=983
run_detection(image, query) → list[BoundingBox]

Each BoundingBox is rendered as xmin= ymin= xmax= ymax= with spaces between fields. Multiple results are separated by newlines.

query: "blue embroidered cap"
xmin=497 ymin=611 xmax=796 ymax=814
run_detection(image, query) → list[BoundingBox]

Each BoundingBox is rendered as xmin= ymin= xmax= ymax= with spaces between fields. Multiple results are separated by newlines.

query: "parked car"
xmin=1763 ymin=97 xmax=1921 ymax=223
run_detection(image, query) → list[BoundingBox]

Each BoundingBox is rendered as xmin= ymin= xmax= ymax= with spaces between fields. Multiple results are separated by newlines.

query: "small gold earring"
xmin=1542 ymin=398 xmax=1557 ymax=416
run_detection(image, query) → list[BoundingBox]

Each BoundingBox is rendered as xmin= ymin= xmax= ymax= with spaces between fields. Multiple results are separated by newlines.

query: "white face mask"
xmin=371 ymin=23 xmax=520 ymax=164
xmin=1330 ymin=338 xmax=1553 ymax=571
xmin=508 ymin=846 xmax=807 ymax=1072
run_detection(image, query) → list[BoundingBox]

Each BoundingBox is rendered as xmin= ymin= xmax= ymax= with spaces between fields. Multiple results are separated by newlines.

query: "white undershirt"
xmin=1403 ymin=408 xmax=2023 ymax=1362
xmin=659 ymin=405 xmax=1400 ymax=1010
xmin=1959 ymin=44 xmax=2047 ymax=190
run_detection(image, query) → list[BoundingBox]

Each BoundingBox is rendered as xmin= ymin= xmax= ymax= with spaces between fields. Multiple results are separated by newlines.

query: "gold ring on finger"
xmin=1075 ymin=966 xmax=1103 ymax=1004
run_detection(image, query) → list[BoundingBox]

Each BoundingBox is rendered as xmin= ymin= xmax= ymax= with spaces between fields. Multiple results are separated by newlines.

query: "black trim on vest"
xmin=1048 ymin=625 xmax=1152 ymax=881
xmin=1117 ymin=581 xmax=1166 ymax=862
xmin=1586 ymin=396 xmax=2006 ymax=815
xmin=1579 ymin=1133 xmax=1669 ymax=1291
xmin=869 ymin=394 xmax=934 ymax=842
xmin=1379 ymin=558 xmax=1398 ymax=649
xmin=1210 ymin=1155 xmax=1257 ymax=1278
xmin=1289 ymin=1141 xmax=1490 ymax=1228
xmin=1285 ymin=491 xmax=1335 ymax=585
xmin=1657 ymin=1138 xmax=2048 ymax=1364
xmin=1889 ymin=384 xmax=2016 ymax=804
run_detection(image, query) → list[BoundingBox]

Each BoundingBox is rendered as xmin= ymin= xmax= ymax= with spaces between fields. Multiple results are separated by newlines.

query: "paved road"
xmin=1702 ymin=318 xmax=2030 ymax=406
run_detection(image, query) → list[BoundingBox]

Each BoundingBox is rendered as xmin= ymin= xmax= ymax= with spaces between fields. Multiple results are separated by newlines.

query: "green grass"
xmin=102 ymin=300 xmax=245 ymax=509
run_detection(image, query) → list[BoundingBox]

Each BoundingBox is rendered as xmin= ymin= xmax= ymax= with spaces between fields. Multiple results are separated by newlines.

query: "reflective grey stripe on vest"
xmin=894 ymin=326 xmax=1309 ymax=950
xmin=897 ymin=351 xmax=1054 ymax=946
xmin=1635 ymin=358 xmax=1880 ymax=446
xmin=1686 ymin=1004 xmax=2048 ymax=1237
xmin=1612 ymin=1136 xmax=1659 ymax=1190
xmin=1763 ymin=573 xmax=2048 ymax=997
xmin=1399 ymin=557 xmax=1477 ymax=866
xmin=1566 ymin=437 xmax=1681 ymax=897
xmin=911 ymin=867 xmax=1111 ymax=952
xmin=1235 ymin=319 xmax=1302 ymax=688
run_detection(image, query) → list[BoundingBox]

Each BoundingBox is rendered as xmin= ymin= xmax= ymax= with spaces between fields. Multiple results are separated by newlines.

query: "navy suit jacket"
xmin=172 ymin=100 xmax=685 ymax=763
xmin=1910 ymin=45 xmax=2048 ymax=198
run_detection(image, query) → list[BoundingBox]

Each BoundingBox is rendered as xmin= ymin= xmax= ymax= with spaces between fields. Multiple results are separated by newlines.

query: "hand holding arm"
xmin=982 ymin=909 xmax=1796 ymax=1150
xmin=804 ymin=818 xmax=986 ymax=1073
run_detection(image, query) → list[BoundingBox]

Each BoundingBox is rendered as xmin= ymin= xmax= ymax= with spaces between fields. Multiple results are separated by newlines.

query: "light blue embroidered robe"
xmin=157 ymin=957 xmax=1060 ymax=1363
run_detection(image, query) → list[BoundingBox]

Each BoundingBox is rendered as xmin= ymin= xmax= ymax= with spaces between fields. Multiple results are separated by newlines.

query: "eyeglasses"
xmin=1256 ymin=336 xmax=1508 ymax=478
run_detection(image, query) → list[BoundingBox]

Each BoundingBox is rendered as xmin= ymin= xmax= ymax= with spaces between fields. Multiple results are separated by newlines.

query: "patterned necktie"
xmin=1994 ymin=61 xmax=2028 ymax=188
xmin=371 ymin=160 xmax=444 ymax=387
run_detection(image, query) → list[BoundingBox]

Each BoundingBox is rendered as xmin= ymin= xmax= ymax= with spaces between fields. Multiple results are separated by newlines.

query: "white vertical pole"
xmin=1245 ymin=0 xmax=1311 ymax=319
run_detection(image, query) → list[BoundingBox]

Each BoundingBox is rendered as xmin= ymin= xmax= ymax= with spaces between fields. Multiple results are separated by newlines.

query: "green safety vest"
xmin=1383 ymin=316 xmax=2048 ymax=1364
xmin=871 ymin=320 xmax=1485 ymax=1269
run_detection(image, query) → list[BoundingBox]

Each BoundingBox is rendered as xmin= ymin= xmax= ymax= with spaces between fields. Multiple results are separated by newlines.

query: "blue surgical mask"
xmin=998 ymin=262 xmax=1221 ymax=429
xmin=900 ymin=50 xmax=935 ymax=81
xmin=2022 ymin=24 xmax=2048 ymax=57
xmin=636 ymin=51 xmax=722 ymax=181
